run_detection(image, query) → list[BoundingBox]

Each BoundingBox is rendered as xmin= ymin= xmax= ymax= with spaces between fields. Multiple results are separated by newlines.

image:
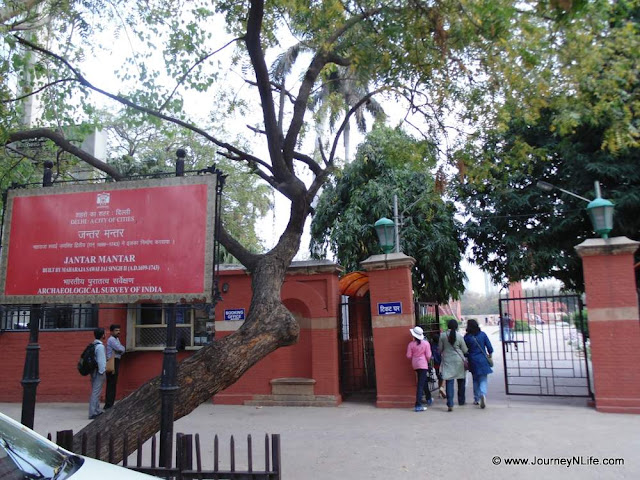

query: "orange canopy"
xmin=338 ymin=271 xmax=369 ymax=298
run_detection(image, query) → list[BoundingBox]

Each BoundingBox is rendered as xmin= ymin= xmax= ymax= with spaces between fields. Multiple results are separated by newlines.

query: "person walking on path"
xmin=438 ymin=319 xmax=468 ymax=412
xmin=89 ymin=327 xmax=106 ymax=420
xmin=464 ymin=319 xmax=494 ymax=409
xmin=104 ymin=323 xmax=126 ymax=410
xmin=406 ymin=326 xmax=432 ymax=412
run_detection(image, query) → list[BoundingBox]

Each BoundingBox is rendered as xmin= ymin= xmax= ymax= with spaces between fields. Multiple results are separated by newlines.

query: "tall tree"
xmin=0 ymin=0 xmax=587 ymax=460
xmin=310 ymin=126 xmax=466 ymax=303
xmin=456 ymin=0 xmax=640 ymax=291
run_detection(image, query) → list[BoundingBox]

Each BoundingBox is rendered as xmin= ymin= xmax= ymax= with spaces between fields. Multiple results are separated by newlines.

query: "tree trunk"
xmin=72 ymin=246 xmax=300 ymax=462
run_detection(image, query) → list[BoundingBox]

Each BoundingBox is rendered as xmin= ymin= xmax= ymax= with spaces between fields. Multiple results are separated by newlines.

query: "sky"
xmin=67 ymin=9 xmax=561 ymax=297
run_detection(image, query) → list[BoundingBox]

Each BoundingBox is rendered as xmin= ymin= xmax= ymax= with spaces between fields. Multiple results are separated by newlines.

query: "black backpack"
xmin=77 ymin=342 xmax=98 ymax=376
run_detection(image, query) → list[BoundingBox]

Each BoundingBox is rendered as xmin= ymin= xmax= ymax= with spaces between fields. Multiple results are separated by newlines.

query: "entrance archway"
xmin=338 ymin=272 xmax=375 ymax=399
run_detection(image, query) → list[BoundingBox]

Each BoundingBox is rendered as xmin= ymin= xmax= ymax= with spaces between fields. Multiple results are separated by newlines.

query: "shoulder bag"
xmin=452 ymin=341 xmax=469 ymax=371
xmin=106 ymin=355 xmax=115 ymax=374
xmin=473 ymin=336 xmax=493 ymax=367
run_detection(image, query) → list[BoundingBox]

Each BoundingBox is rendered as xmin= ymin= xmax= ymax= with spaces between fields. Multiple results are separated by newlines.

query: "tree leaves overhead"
xmin=456 ymin=0 xmax=640 ymax=292
xmin=310 ymin=126 xmax=466 ymax=302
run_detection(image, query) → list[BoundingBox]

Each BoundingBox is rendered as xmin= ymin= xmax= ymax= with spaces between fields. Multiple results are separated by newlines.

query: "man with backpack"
xmin=88 ymin=327 xmax=106 ymax=420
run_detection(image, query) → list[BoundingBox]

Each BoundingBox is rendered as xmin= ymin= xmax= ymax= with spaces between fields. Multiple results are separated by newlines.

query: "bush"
xmin=572 ymin=309 xmax=589 ymax=339
xmin=514 ymin=320 xmax=533 ymax=332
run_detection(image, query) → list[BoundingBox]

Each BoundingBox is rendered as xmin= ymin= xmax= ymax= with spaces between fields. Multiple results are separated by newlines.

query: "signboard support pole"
xmin=159 ymin=304 xmax=179 ymax=467
xmin=20 ymin=304 xmax=41 ymax=429
xmin=20 ymin=162 xmax=52 ymax=429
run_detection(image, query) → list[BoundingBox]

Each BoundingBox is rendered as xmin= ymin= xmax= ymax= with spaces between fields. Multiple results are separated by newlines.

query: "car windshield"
xmin=0 ymin=415 xmax=80 ymax=480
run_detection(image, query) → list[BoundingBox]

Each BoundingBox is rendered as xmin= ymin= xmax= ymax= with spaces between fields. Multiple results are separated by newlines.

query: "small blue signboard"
xmin=224 ymin=308 xmax=245 ymax=321
xmin=378 ymin=302 xmax=402 ymax=315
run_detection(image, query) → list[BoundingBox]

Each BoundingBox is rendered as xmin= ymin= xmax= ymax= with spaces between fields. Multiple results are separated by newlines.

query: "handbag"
xmin=106 ymin=356 xmax=115 ymax=374
xmin=453 ymin=345 xmax=469 ymax=371
xmin=473 ymin=336 xmax=493 ymax=367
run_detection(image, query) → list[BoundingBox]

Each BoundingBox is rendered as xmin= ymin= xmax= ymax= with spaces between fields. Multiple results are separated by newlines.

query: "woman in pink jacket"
xmin=407 ymin=326 xmax=432 ymax=412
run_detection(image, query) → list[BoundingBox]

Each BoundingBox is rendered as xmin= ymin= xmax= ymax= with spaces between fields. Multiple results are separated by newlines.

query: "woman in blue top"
xmin=464 ymin=319 xmax=494 ymax=409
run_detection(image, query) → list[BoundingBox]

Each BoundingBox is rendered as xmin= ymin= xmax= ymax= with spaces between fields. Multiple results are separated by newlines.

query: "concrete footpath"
xmin=2 ymin=328 xmax=639 ymax=479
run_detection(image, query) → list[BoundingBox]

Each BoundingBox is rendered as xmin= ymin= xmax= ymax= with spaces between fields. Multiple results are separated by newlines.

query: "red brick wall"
xmin=578 ymin=245 xmax=640 ymax=413
xmin=0 ymin=307 xmax=127 ymax=402
xmin=363 ymin=259 xmax=416 ymax=408
xmin=0 ymin=265 xmax=340 ymax=405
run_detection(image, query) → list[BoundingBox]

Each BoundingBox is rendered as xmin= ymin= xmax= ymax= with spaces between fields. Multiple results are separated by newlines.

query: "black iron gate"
xmin=339 ymin=295 xmax=375 ymax=396
xmin=499 ymin=293 xmax=593 ymax=398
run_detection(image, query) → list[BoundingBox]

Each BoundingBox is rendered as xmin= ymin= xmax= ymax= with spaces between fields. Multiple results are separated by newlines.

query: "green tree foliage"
xmin=456 ymin=0 xmax=640 ymax=291
xmin=0 ymin=0 xmax=610 ymax=460
xmin=310 ymin=126 xmax=465 ymax=302
xmin=460 ymin=291 xmax=501 ymax=316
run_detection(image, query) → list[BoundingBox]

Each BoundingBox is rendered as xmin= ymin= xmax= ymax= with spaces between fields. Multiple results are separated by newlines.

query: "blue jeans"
xmin=415 ymin=369 xmax=432 ymax=407
xmin=472 ymin=374 xmax=488 ymax=402
xmin=502 ymin=326 xmax=512 ymax=342
xmin=445 ymin=378 xmax=466 ymax=407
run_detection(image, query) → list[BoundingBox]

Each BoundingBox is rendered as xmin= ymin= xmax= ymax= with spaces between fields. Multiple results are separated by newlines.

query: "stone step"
xmin=244 ymin=398 xmax=338 ymax=407
xmin=245 ymin=394 xmax=339 ymax=407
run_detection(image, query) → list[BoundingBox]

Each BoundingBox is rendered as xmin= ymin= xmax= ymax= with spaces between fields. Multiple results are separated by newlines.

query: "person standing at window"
xmin=89 ymin=328 xmax=106 ymax=420
xmin=104 ymin=324 xmax=126 ymax=410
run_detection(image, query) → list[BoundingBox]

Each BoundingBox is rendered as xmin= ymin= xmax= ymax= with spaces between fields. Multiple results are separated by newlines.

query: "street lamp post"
xmin=374 ymin=217 xmax=396 ymax=253
xmin=536 ymin=180 xmax=615 ymax=239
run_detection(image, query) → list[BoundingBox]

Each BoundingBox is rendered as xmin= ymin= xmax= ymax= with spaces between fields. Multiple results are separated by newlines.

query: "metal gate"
xmin=339 ymin=295 xmax=375 ymax=396
xmin=499 ymin=293 xmax=593 ymax=398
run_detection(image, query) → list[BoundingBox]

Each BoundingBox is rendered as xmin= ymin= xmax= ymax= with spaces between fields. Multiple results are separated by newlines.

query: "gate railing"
xmin=49 ymin=429 xmax=281 ymax=480
xmin=499 ymin=292 xmax=593 ymax=398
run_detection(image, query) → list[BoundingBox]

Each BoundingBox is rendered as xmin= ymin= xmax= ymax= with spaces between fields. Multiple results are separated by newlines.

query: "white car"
xmin=0 ymin=411 xmax=157 ymax=479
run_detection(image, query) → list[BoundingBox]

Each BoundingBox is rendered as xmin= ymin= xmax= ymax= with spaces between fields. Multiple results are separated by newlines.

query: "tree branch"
xmin=218 ymin=223 xmax=259 ymax=271
xmin=1 ymin=78 xmax=75 ymax=104
xmin=13 ymin=35 xmax=265 ymax=173
xmin=283 ymin=6 xmax=383 ymax=161
xmin=245 ymin=0 xmax=288 ymax=182
xmin=159 ymin=36 xmax=244 ymax=111
xmin=0 ymin=0 xmax=46 ymax=24
xmin=6 ymin=128 xmax=124 ymax=180
xmin=293 ymin=151 xmax=322 ymax=176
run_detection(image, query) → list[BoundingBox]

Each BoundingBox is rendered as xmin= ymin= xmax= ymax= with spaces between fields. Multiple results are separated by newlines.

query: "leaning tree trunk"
xmin=72 ymin=245 xmax=300 ymax=462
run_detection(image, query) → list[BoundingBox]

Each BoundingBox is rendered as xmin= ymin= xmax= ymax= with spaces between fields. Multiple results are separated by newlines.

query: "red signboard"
xmin=0 ymin=176 xmax=216 ymax=303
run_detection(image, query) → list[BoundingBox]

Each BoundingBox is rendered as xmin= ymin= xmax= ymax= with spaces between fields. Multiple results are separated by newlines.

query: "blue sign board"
xmin=224 ymin=308 xmax=245 ymax=321
xmin=378 ymin=302 xmax=402 ymax=315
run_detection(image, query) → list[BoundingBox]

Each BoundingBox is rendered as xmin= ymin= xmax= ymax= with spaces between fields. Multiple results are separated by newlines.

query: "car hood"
xmin=73 ymin=456 xmax=158 ymax=479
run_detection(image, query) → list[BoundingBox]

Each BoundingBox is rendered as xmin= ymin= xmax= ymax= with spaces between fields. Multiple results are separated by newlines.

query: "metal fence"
xmin=499 ymin=292 xmax=593 ymax=398
xmin=50 ymin=429 xmax=281 ymax=480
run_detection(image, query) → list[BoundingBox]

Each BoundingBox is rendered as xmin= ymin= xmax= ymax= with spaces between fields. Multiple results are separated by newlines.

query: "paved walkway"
xmin=1 ymin=327 xmax=638 ymax=479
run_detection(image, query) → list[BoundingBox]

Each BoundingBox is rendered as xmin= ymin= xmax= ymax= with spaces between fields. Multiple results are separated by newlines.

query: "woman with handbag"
xmin=438 ymin=319 xmax=468 ymax=412
xmin=406 ymin=326 xmax=433 ymax=412
xmin=464 ymin=319 xmax=494 ymax=409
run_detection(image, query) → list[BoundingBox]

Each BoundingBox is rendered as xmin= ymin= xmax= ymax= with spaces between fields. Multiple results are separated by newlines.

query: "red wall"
xmin=0 ymin=264 xmax=342 ymax=405
xmin=0 ymin=306 xmax=127 ymax=402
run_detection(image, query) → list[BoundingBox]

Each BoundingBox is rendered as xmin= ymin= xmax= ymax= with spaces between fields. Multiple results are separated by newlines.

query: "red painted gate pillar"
xmin=361 ymin=253 xmax=416 ymax=408
xmin=575 ymin=236 xmax=640 ymax=413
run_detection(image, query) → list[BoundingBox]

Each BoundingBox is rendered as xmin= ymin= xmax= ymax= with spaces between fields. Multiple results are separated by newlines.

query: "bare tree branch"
xmin=283 ymin=6 xmax=383 ymax=162
xmin=0 ymin=0 xmax=46 ymax=24
xmin=1 ymin=78 xmax=75 ymax=103
xmin=292 ymin=151 xmax=322 ymax=176
xmin=6 ymin=128 xmax=124 ymax=180
xmin=245 ymin=0 xmax=288 ymax=183
xmin=12 ymin=35 xmax=268 ymax=177
xmin=218 ymin=223 xmax=260 ymax=271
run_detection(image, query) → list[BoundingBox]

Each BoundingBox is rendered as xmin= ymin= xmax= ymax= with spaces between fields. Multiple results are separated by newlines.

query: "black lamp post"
xmin=21 ymin=163 xmax=53 ymax=428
